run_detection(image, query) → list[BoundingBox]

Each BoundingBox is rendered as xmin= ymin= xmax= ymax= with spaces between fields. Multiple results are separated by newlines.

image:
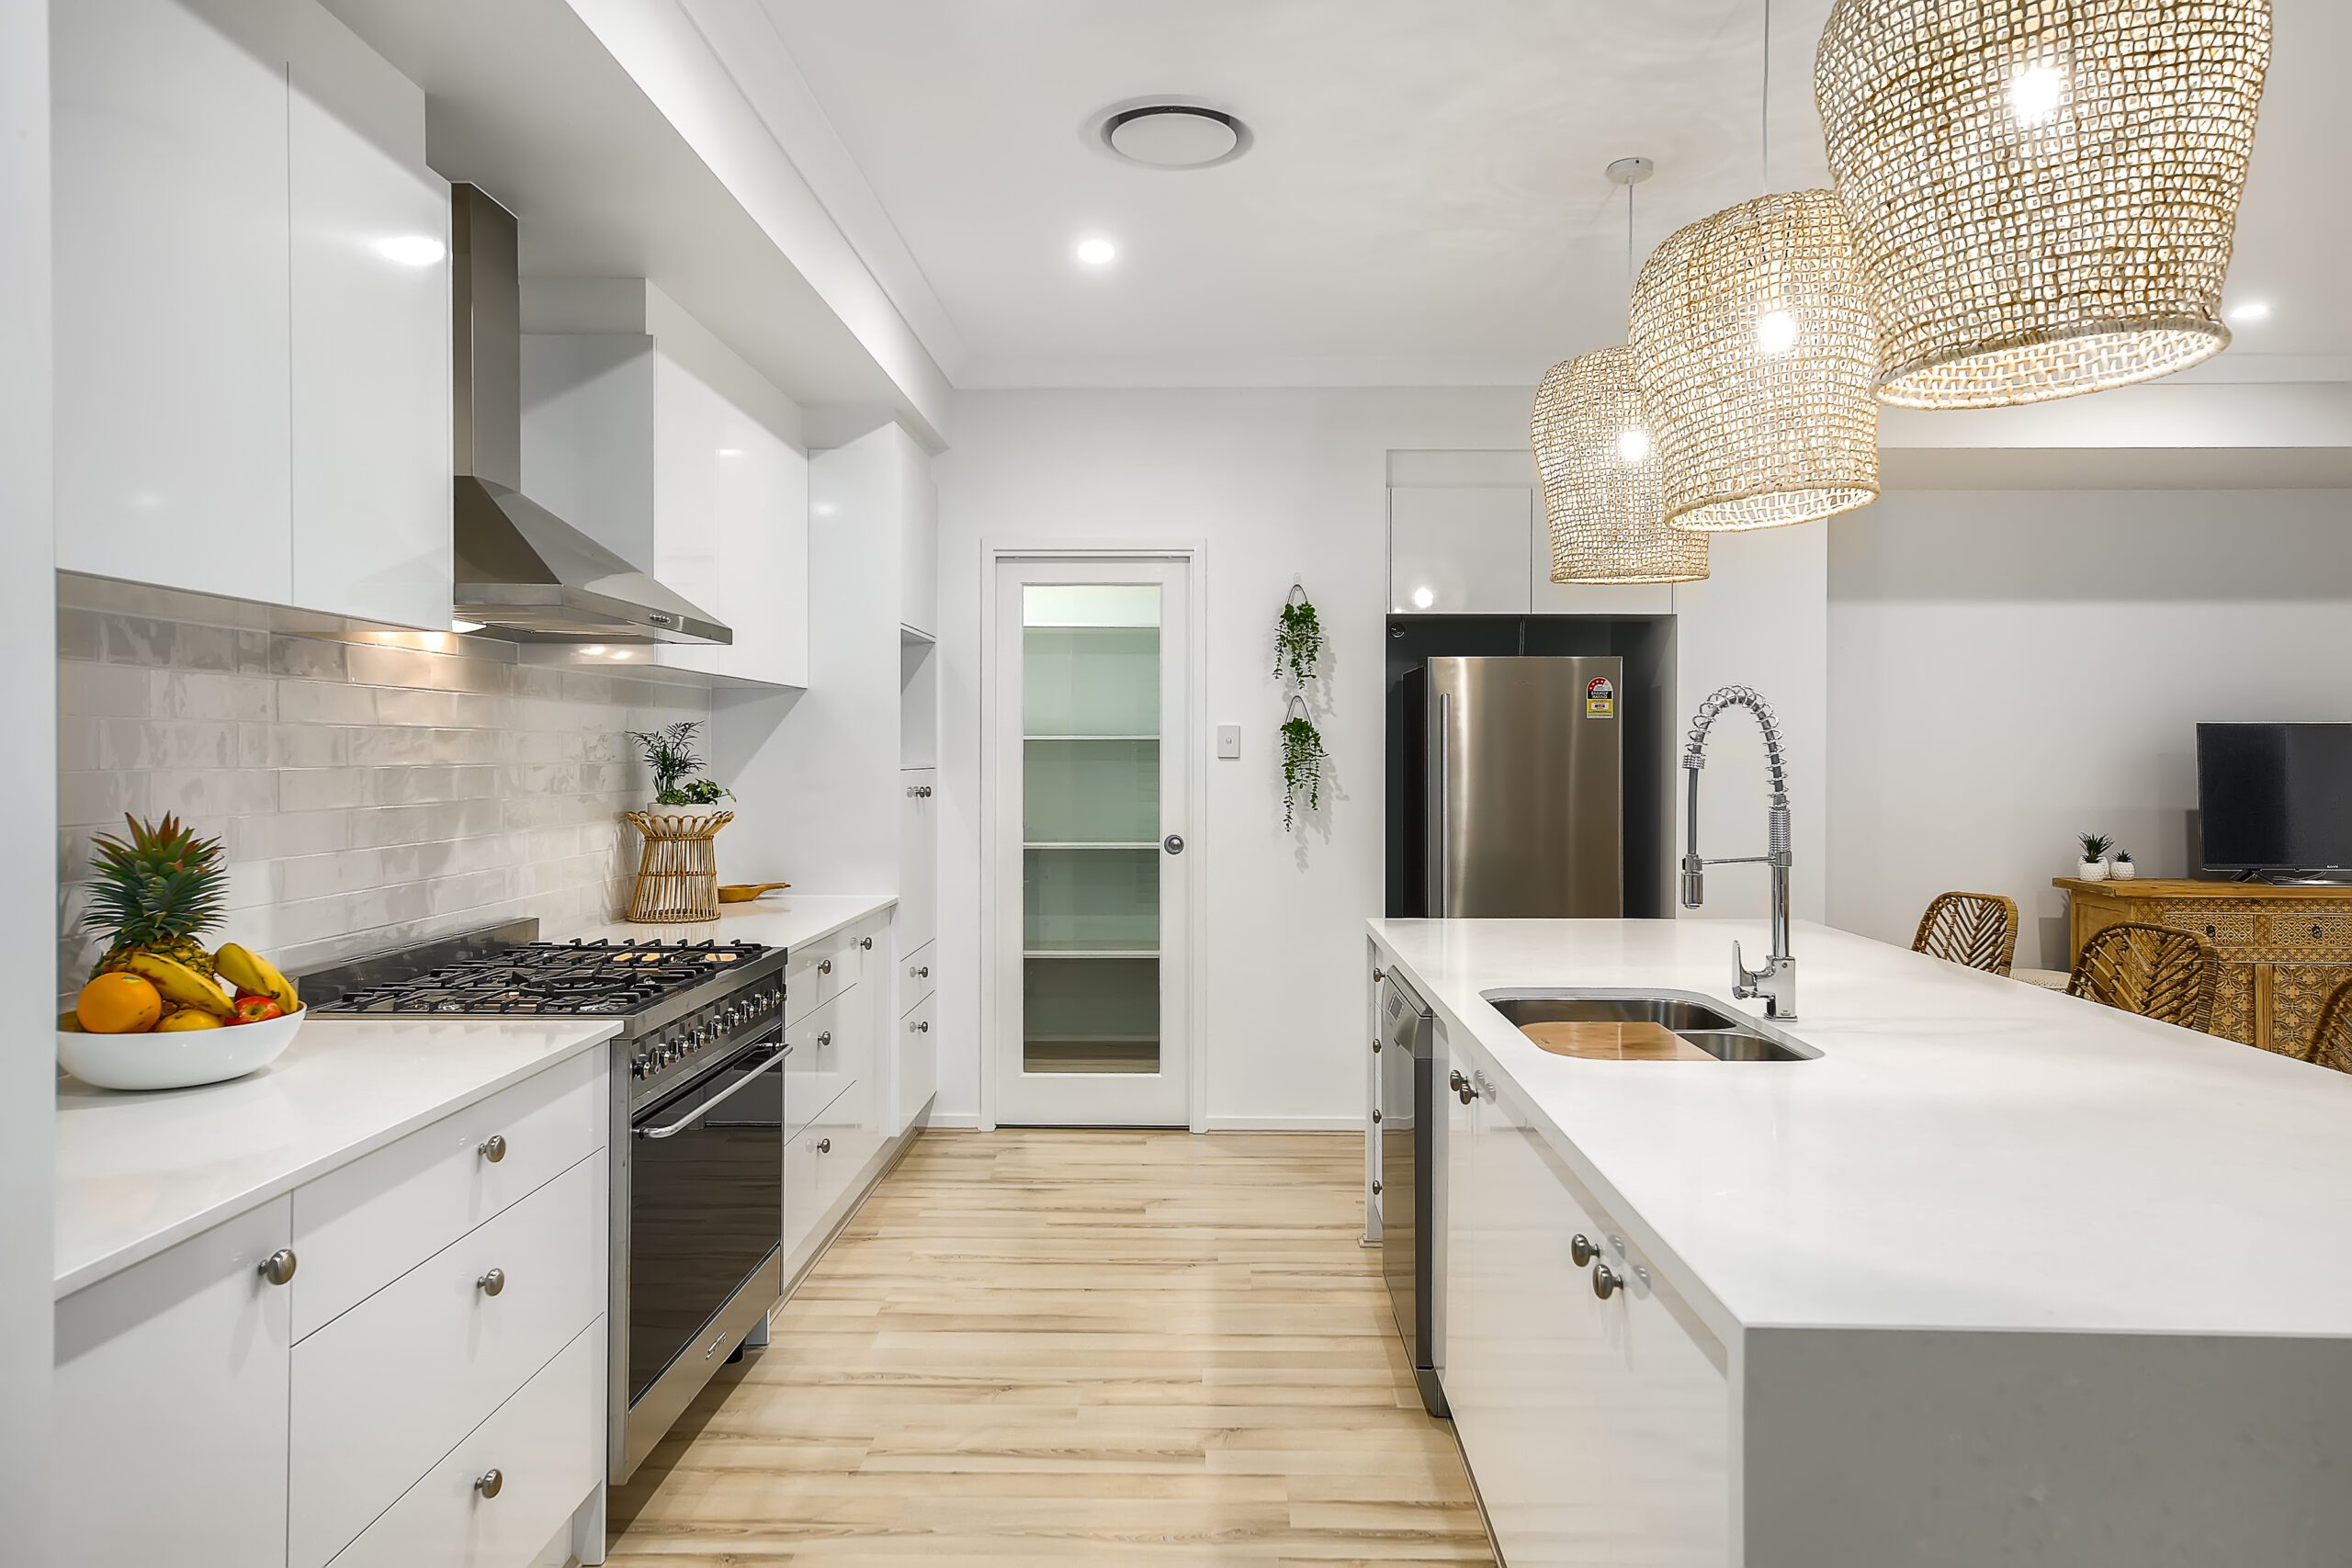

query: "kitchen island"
xmin=1370 ymin=915 xmax=2352 ymax=1567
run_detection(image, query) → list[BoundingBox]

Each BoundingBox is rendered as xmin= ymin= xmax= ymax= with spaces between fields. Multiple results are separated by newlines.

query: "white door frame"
xmin=978 ymin=542 xmax=1208 ymax=1134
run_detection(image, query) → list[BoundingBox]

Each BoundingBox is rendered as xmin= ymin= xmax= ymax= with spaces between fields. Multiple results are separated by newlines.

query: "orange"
xmin=155 ymin=1009 xmax=225 ymax=1032
xmin=77 ymin=973 xmax=164 ymax=1033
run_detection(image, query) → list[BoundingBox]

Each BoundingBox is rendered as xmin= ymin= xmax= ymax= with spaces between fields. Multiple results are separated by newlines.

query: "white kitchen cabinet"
xmin=53 ymin=0 xmax=453 ymax=628
xmin=52 ymin=1198 xmax=295 ymax=1568
xmin=899 ymin=770 xmax=939 ymax=956
xmin=1390 ymin=486 xmax=1532 ymax=615
xmin=287 ymin=10 xmax=451 ymax=630
xmin=53 ymin=0 xmax=295 ymax=606
xmin=900 ymin=460 xmax=938 ymax=637
xmin=521 ymin=295 xmax=808 ymax=689
xmin=1442 ymin=1028 xmax=1730 ymax=1567
xmin=897 ymin=985 xmax=939 ymax=1132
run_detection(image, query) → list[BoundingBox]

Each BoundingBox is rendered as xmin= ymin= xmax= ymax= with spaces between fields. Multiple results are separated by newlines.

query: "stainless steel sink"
xmin=1484 ymin=991 xmax=1818 ymax=1062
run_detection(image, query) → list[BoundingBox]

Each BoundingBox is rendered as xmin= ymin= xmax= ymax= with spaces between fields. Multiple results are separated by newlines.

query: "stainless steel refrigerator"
xmin=1423 ymin=656 xmax=1623 ymax=917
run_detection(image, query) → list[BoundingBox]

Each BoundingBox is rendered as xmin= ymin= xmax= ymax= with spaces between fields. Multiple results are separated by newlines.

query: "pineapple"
xmin=85 ymin=813 xmax=228 ymax=981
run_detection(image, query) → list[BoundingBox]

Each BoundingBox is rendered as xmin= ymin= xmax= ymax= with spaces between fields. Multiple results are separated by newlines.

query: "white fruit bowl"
xmin=59 ymin=1007 xmax=305 ymax=1092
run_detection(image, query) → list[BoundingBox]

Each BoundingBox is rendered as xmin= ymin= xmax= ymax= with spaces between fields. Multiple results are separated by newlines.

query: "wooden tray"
xmin=1519 ymin=1021 xmax=1715 ymax=1063
xmin=718 ymin=882 xmax=791 ymax=904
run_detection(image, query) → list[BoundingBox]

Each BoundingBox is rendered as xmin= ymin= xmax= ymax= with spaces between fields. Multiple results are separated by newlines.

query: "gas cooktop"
xmin=313 ymin=938 xmax=765 ymax=1017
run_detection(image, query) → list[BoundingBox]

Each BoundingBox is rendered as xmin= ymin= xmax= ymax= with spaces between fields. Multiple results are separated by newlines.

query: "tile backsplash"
xmin=57 ymin=589 xmax=711 ymax=987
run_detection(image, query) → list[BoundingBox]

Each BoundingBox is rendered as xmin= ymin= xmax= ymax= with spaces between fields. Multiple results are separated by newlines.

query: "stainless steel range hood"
xmin=450 ymin=185 xmax=729 ymax=647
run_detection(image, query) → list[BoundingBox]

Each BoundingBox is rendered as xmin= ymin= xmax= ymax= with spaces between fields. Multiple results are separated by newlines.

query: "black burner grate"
xmin=323 ymin=939 xmax=771 ymax=1016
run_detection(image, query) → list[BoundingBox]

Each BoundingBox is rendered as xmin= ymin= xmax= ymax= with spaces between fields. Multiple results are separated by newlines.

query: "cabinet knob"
xmin=257 ymin=1248 xmax=298 ymax=1287
xmin=818 ymin=1031 xmax=833 ymax=1047
xmin=818 ymin=958 xmax=832 ymax=976
xmin=477 ymin=1134 xmax=507 ymax=1164
xmin=1570 ymin=1233 xmax=1600 ymax=1268
xmin=1371 ymin=1109 xmax=1383 ymax=1123
xmin=1591 ymin=1262 xmax=1623 ymax=1301
xmin=1372 ymin=966 xmax=1385 ymax=983
xmin=474 ymin=1469 xmax=503 ymax=1499
xmin=913 ymin=1020 xmax=930 ymax=1033
xmin=861 ymin=936 xmax=875 ymax=951
xmin=915 ymin=965 xmax=930 ymax=978
xmin=1449 ymin=1069 xmax=1473 ymax=1105
xmin=816 ymin=1138 xmax=832 ymax=1154
xmin=1370 ymin=1179 xmax=1383 ymax=1195
xmin=477 ymin=1268 xmax=506 ymax=1297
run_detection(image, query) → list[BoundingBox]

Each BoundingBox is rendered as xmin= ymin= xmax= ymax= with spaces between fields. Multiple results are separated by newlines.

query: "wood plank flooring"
xmin=605 ymin=1129 xmax=1495 ymax=1565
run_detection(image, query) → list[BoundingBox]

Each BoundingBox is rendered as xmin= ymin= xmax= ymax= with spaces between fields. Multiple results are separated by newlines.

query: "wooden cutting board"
xmin=1519 ymin=1021 xmax=1715 ymax=1062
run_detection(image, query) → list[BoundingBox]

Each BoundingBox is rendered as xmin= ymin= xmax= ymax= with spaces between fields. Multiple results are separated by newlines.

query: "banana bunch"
xmin=217 ymin=942 xmax=301 ymax=1012
xmin=116 ymin=950 xmax=234 ymax=1018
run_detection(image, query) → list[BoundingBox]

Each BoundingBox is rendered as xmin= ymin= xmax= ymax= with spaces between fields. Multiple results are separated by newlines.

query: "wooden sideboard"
xmin=2053 ymin=877 xmax=2352 ymax=1055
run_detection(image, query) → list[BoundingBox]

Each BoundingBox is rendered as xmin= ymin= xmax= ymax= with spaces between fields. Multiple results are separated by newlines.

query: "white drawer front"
xmin=897 ymin=987 xmax=937 ymax=1130
xmin=809 ymin=1077 xmax=882 ymax=1219
xmin=323 ymin=1321 xmax=604 ymax=1568
xmin=291 ymin=1046 xmax=605 ymax=1339
xmin=899 ymin=939 xmax=937 ymax=1015
xmin=290 ymin=1152 xmax=605 ymax=1568
xmin=784 ymin=989 xmax=854 ymax=1145
xmin=785 ymin=935 xmax=859 ymax=1024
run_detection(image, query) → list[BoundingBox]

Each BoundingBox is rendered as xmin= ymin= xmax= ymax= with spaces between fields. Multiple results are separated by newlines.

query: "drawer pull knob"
xmin=912 ymin=1020 xmax=930 ymax=1033
xmin=257 ymin=1248 xmax=298 ymax=1287
xmin=1370 ymin=1179 xmax=1383 ymax=1195
xmin=915 ymin=965 xmax=930 ymax=978
xmin=1371 ymin=1109 xmax=1383 ymax=1123
xmin=817 ymin=958 xmax=832 ymax=976
xmin=474 ymin=1469 xmax=503 ymax=1499
xmin=816 ymin=1138 xmax=832 ymax=1154
xmin=1570 ymin=1233 xmax=1601 ymax=1268
xmin=1449 ymin=1069 xmax=1474 ymax=1105
xmin=1591 ymin=1262 xmax=1624 ymax=1301
xmin=478 ymin=1134 xmax=507 ymax=1164
xmin=818 ymin=1031 xmax=833 ymax=1047
xmin=477 ymin=1268 xmax=506 ymax=1297
xmin=861 ymin=936 xmax=875 ymax=951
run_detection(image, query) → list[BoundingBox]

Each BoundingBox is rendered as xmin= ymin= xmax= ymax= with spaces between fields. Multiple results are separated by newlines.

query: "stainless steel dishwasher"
xmin=1379 ymin=968 xmax=1446 ymax=1416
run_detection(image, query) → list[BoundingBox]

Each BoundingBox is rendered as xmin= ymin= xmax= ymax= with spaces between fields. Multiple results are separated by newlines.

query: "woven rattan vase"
xmin=625 ymin=809 xmax=733 ymax=923
xmin=1628 ymin=188 xmax=1880 ymax=533
xmin=1532 ymin=347 xmax=1708 ymax=584
xmin=1815 ymin=0 xmax=2272 ymax=408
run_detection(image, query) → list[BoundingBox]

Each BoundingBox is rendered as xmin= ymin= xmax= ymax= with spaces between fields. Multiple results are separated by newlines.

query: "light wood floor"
xmin=605 ymin=1129 xmax=1495 ymax=1565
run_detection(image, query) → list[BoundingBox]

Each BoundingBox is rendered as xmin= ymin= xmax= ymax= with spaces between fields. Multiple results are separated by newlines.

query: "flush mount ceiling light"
xmin=1101 ymin=104 xmax=1249 ymax=169
xmin=1815 ymin=0 xmax=2272 ymax=408
xmin=1534 ymin=157 xmax=1706 ymax=585
xmin=1629 ymin=187 xmax=1880 ymax=532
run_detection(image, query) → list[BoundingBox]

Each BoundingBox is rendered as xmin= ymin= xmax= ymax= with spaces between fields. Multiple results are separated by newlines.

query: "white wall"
xmin=4 ymin=0 xmax=52 ymax=1549
xmin=1826 ymin=488 xmax=2352 ymax=969
xmin=933 ymin=388 xmax=1827 ymax=1127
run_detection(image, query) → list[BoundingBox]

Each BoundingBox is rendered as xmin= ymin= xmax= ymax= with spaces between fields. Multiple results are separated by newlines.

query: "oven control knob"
xmin=724 ymin=1005 xmax=741 ymax=1028
xmin=692 ymin=1025 xmax=710 ymax=1048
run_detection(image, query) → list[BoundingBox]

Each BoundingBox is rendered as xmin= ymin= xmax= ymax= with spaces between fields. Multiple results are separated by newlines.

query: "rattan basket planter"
xmin=624 ymin=809 xmax=734 ymax=923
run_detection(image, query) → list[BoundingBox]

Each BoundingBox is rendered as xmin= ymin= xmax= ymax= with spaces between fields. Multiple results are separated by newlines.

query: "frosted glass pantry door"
xmin=991 ymin=560 xmax=1192 ymax=1126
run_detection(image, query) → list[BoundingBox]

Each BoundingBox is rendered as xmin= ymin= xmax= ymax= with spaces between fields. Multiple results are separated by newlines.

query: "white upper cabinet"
xmin=521 ymin=286 xmax=808 ymax=689
xmin=53 ymin=0 xmax=296 ymax=605
xmin=1389 ymin=487 xmax=1532 ymax=615
xmin=900 ymin=460 xmax=938 ymax=637
xmin=52 ymin=0 xmax=453 ymax=628
xmin=288 ymin=8 xmax=453 ymax=630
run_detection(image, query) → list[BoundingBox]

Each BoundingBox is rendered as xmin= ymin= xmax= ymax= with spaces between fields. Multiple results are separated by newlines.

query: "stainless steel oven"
xmin=615 ymin=1010 xmax=786 ymax=1479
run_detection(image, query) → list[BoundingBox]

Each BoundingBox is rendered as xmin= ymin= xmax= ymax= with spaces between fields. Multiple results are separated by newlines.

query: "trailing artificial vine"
xmin=1274 ymin=588 xmax=1325 ymax=683
xmin=1280 ymin=705 xmax=1327 ymax=830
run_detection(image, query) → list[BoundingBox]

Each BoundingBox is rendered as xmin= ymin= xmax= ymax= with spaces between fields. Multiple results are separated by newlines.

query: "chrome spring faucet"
xmin=1679 ymin=685 xmax=1796 ymax=1020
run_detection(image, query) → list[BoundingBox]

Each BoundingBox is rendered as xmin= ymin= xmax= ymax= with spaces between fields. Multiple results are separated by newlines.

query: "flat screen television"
xmin=2196 ymin=723 xmax=2352 ymax=876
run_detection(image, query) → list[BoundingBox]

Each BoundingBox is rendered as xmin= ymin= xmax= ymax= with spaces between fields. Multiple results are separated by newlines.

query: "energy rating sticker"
xmin=1586 ymin=674 xmax=1616 ymax=719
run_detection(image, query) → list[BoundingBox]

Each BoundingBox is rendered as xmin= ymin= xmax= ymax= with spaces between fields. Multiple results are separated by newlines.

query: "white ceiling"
xmin=756 ymin=0 xmax=2348 ymax=390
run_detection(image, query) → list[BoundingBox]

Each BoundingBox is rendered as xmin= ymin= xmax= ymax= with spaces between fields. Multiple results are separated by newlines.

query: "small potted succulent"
xmin=2075 ymin=832 xmax=2115 ymax=882
xmin=631 ymin=722 xmax=735 ymax=827
xmin=2109 ymin=848 xmax=2137 ymax=881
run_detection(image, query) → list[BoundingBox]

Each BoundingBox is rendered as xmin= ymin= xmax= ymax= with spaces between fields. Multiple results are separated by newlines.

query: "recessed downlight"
xmin=1075 ymin=236 xmax=1118 ymax=266
xmin=1101 ymin=104 xmax=1250 ymax=170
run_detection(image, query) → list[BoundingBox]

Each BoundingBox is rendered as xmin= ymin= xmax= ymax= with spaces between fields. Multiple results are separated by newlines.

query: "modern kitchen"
xmin=8 ymin=3 xmax=2352 ymax=1566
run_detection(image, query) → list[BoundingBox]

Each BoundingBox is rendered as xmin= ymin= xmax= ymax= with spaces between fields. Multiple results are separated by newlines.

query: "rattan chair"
xmin=2064 ymin=923 xmax=2219 ymax=1032
xmin=2307 ymin=978 xmax=2352 ymax=1075
xmin=1911 ymin=891 xmax=2019 ymax=976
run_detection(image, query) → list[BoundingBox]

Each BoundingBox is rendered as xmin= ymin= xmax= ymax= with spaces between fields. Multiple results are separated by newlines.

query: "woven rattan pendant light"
xmin=1628 ymin=1 xmax=1879 ymax=532
xmin=1533 ymin=160 xmax=1707 ymax=585
xmin=1815 ymin=0 xmax=2272 ymax=408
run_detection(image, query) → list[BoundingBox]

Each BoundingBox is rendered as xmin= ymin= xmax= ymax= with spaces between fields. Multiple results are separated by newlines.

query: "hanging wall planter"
xmin=1275 ymin=583 xmax=1324 ymax=684
xmin=1280 ymin=694 xmax=1327 ymax=831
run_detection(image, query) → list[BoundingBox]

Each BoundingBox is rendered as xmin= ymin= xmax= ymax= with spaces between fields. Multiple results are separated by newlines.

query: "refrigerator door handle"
xmin=1431 ymin=691 xmax=1450 ymax=918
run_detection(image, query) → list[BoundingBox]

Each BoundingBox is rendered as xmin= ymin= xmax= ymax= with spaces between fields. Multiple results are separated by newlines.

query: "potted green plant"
xmin=631 ymin=722 xmax=735 ymax=826
xmin=2109 ymin=848 xmax=2137 ymax=881
xmin=1274 ymin=587 xmax=1325 ymax=684
xmin=2075 ymin=831 xmax=2115 ymax=882
xmin=1280 ymin=700 xmax=1327 ymax=830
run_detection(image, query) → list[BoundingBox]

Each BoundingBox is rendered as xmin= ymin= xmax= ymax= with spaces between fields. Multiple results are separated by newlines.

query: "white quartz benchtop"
xmin=568 ymin=892 xmax=896 ymax=953
xmin=1371 ymin=916 xmax=2352 ymax=1338
xmin=54 ymin=1018 xmax=616 ymax=1298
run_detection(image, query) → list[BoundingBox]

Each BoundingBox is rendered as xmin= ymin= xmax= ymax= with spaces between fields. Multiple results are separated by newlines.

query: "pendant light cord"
xmin=1759 ymin=0 xmax=1772 ymax=191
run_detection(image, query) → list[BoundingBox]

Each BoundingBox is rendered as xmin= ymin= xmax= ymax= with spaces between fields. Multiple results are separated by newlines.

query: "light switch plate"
xmin=1216 ymin=723 xmax=1242 ymax=760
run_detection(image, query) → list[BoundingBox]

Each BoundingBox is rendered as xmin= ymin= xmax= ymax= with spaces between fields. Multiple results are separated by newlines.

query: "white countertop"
xmin=1371 ymin=916 xmax=2352 ymax=1338
xmin=567 ymin=891 xmax=896 ymax=953
xmin=54 ymin=1018 xmax=616 ymax=1297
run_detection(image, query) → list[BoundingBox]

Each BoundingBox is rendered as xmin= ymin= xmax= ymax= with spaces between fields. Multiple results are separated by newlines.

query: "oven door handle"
xmin=634 ymin=1045 xmax=788 ymax=1140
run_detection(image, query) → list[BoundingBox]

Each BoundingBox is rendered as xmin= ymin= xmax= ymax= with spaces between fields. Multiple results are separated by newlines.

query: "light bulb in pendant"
xmin=1757 ymin=309 xmax=1797 ymax=354
xmin=2008 ymin=64 xmax=2066 ymax=129
xmin=1616 ymin=428 xmax=1652 ymax=463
